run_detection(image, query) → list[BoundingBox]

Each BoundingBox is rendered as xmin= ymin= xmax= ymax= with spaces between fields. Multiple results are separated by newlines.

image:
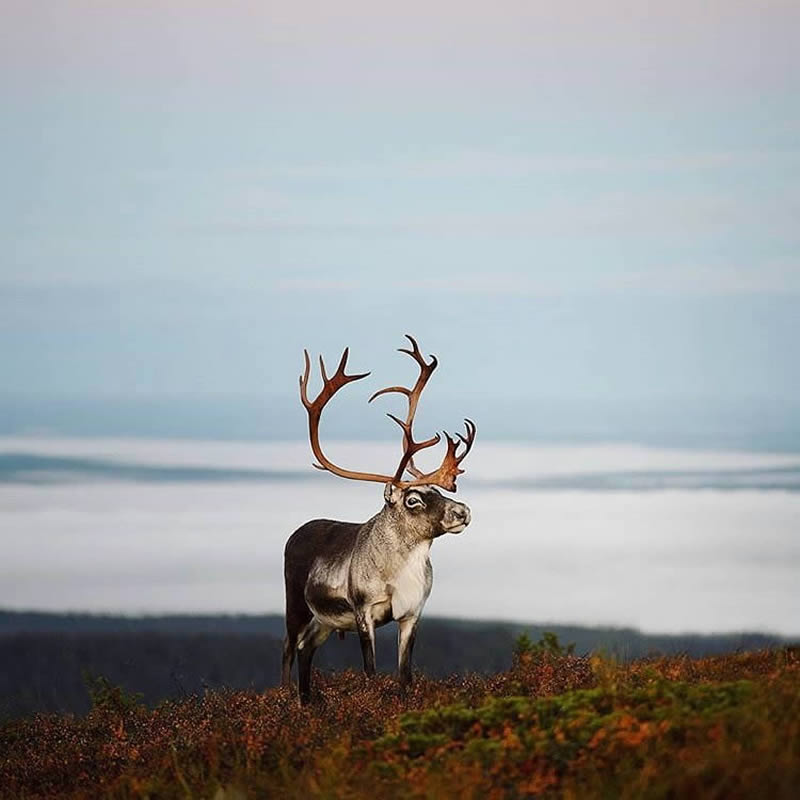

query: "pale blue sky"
xmin=2 ymin=1 xmax=799 ymax=444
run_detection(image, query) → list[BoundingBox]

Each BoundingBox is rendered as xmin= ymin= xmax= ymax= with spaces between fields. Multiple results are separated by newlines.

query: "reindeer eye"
xmin=405 ymin=494 xmax=424 ymax=509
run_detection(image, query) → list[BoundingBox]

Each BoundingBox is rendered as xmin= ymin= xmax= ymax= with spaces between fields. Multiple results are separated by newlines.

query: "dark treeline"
xmin=0 ymin=611 xmax=790 ymax=719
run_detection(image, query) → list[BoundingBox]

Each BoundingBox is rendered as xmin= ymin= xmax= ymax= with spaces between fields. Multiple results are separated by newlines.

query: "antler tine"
xmin=406 ymin=418 xmax=478 ymax=492
xmin=386 ymin=413 xmax=442 ymax=483
xmin=301 ymin=348 xmax=370 ymax=406
xmin=455 ymin=418 xmax=476 ymax=463
xmin=368 ymin=385 xmax=411 ymax=402
xmin=386 ymin=413 xmax=442 ymax=450
xmin=334 ymin=347 xmax=357 ymax=379
xmin=318 ymin=354 xmax=329 ymax=384
xmin=299 ymin=349 xmax=313 ymax=410
xmin=398 ymin=333 xmax=440 ymax=369
xmin=397 ymin=333 xmax=422 ymax=360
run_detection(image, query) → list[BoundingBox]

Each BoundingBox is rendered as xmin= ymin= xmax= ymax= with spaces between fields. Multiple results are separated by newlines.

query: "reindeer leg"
xmin=283 ymin=563 xmax=313 ymax=688
xmin=354 ymin=607 xmax=377 ymax=676
xmin=397 ymin=616 xmax=419 ymax=687
xmin=281 ymin=635 xmax=295 ymax=687
xmin=296 ymin=619 xmax=331 ymax=705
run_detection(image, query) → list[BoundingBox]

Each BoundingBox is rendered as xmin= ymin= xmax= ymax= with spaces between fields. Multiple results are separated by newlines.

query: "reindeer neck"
xmin=359 ymin=505 xmax=432 ymax=557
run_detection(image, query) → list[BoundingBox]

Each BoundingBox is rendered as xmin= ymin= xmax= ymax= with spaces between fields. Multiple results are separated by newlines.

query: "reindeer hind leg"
xmin=297 ymin=619 xmax=332 ymax=705
xmin=282 ymin=583 xmax=313 ymax=688
xmin=281 ymin=635 xmax=296 ymax=687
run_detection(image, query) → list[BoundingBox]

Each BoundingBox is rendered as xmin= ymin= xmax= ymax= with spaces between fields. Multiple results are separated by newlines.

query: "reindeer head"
xmin=383 ymin=483 xmax=471 ymax=539
xmin=298 ymin=335 xmax=477 ymax=518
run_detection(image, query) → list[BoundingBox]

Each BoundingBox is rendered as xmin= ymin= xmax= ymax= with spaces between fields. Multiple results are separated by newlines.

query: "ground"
xmin=2 ymin=641 xmax=798 ymax=798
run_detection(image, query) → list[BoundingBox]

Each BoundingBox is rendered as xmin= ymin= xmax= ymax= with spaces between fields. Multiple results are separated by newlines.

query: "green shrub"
xmin=514 ymin=630 xmax=576 ymax=660
xmin=83 ymin=672 xmax=144 ymax=715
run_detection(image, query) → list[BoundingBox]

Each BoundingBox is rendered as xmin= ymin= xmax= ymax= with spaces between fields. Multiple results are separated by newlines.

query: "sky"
xmin=2 ymin=1 xmax=799 ymax=445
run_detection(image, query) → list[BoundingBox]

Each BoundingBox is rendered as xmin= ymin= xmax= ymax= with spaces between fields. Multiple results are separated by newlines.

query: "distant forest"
xmin=1 ymin=611 xmax=792 ymax=719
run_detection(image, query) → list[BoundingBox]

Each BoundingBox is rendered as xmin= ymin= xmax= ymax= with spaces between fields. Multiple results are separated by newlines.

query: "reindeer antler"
xmin=299 ymin=336 xmax=476 ymax=491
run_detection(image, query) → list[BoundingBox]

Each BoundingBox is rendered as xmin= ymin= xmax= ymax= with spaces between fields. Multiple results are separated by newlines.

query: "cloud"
xmin=2 ymin=460 xmax=799 ymax=632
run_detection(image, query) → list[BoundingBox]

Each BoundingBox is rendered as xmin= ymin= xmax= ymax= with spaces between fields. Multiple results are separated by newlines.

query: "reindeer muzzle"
xmin=443 ymin=502 xmax=471 ymax=534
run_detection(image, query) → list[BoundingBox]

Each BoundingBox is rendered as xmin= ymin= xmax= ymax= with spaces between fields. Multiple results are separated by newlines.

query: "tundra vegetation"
xmin=2 ymin=635 xmax=798 ymax=799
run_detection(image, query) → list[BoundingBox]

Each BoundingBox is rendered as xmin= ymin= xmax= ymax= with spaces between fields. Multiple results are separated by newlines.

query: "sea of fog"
xmin=1 ymin=437 xmax=799 ymax=636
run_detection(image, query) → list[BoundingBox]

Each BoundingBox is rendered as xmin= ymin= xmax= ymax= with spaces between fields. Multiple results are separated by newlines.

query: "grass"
xmin=1 ymin=643 xmax=798 ymax=798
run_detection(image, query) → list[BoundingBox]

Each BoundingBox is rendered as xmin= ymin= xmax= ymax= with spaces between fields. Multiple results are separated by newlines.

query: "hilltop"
xmin=2 ymin=640 xmax=798 ymax=798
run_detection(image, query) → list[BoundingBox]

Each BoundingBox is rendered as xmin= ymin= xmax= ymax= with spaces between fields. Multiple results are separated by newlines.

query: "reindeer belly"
xmin=305 ymin=559 xmax=358 ymax=631
xmin=308 ymin=593 xmax=393 ymax=630
xmin=307 ymin=594 xmax=357 ymax=631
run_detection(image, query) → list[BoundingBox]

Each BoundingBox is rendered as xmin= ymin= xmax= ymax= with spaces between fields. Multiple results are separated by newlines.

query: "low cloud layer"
xmin=2 ymin=439 xmax=799 ymax=634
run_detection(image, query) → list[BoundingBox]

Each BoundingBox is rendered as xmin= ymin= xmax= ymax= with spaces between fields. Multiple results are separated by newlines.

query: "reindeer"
xmin=282 ymin=335 xmax=476 ymax=704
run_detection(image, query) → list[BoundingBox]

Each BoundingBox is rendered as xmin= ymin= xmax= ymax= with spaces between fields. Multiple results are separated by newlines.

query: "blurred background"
xmin=2 ymin=1 xmax=799 ymax=712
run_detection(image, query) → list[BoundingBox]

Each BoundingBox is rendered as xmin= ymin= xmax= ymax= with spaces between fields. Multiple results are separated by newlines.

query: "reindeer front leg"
xmin=354 ymin=607 xmax=377 ymax=676
xmin=397 ymin=616 xmax=419 ymax=687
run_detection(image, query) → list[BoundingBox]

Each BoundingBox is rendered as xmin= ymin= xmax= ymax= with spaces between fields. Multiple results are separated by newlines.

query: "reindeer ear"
xmin=384 ymin=482 xmax=402 ymax=505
